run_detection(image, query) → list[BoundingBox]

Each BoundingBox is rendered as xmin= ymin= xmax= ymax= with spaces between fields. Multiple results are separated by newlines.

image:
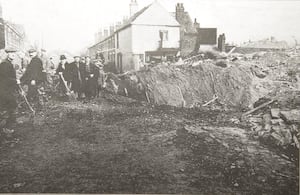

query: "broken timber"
xmin=203 ymin=95 xmax=218 ymax=107
xmin=242 ymin=99 xmax=276 ymax=117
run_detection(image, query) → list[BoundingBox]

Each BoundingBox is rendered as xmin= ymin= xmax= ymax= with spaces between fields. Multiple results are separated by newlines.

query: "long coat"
xmin=83 ymin=62 xmax=99 ymax=98
xmin=0 ymin=59 xmax=17 ymax=110
xmin=69 ymin=61 xmax=85 ymax=93
xmin=20 ymin=56 xmax=45 ymax=85
xmin=56 ymin=62 xmax=72 ymax=82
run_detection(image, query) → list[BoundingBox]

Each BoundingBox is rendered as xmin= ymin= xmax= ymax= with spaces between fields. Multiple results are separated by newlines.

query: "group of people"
xmin=56 ymin=54 xmax=106 ymax=100
xmin=0 ymin=47 xmax=107 ymax=133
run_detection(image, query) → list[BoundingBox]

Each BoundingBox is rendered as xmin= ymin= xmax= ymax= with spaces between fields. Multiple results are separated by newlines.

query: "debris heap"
xmin=135 ymin=63 xmax=253 ymax=108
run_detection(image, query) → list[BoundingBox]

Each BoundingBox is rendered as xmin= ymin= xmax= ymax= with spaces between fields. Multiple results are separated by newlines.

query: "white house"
xmin=89 ymin=0 xmax=180 ymax=73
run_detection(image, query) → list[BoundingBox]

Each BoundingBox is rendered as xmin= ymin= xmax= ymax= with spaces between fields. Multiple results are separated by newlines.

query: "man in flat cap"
xmin=0 ymin=48 xmax=20 ymax=132
xmin=20 ymin=49 xmax=46 ymax=107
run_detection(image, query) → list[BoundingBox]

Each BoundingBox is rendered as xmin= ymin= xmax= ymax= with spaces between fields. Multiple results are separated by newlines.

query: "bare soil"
xmin=0 ymin=95 xmax=298 ymax=194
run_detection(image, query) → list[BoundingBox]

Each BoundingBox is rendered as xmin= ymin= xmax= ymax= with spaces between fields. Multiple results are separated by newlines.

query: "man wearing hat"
xmin=96 ymin=51 xmax=105 ymax=64
xmin=0 ymin=48 xmax=19 ymax=132
xmin=80 ymin=56 xmax=85 ymax=65
xmin=20 ymin=49 xmax=46 ymax=106
xmin=69 ymin=55 xmax=85 ymax=99
xmin=56 ymin=55 xmax=72 ymax=97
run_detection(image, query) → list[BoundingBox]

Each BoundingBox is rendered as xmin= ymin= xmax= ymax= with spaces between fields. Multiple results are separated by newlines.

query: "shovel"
xmin=18 ymin=84 xmax=35 ymax=115
xmin=59 ymin=74 xmax=77 ymax=101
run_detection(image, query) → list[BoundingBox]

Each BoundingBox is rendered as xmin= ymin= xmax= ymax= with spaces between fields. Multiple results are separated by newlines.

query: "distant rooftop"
xmin=241 ymin=37 xmax=288 ymax=49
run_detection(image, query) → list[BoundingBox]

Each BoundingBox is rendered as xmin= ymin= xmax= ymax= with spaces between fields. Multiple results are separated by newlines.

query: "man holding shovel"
xmin=0 ymin=48 xmax=21 ymax=132
xmin=56 ymin=55 xmax=73 ymax=98
xmin=20 ymin=49 xmax=46 ymax=109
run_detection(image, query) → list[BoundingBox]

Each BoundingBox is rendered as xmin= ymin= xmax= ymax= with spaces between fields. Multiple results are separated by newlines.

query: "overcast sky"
xmin=1 ymin=0 xmax=300 ymax=54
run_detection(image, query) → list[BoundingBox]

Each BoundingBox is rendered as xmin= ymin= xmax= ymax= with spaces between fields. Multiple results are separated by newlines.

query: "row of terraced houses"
xmin=88 ymin=0 xmax=217 ymax=73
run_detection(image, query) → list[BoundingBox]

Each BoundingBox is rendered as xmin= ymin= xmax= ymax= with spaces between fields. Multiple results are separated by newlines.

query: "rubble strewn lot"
xmin=0 ymin=50 xmax=299 ymax=193
xmin=0 ymin=95 xmax=298 ymax=194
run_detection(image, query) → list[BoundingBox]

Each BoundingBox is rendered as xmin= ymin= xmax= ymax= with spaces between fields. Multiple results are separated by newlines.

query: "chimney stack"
xmin=109 ymin=25 xmax=115 ymax=35
xmin=175 ymin=3 xmax=185 ymax=21
xmin=104 ymin=29 xmax=109 ymax=38
xmin=115 ymin=21 xmax=122 ymax=30
xmin=129 ymin=0 xmax=139 ymax=17
xmin=218 ymin=33 xmax=226 ymax=52
xmin=194 ymin=18 xmax=200 ymax=29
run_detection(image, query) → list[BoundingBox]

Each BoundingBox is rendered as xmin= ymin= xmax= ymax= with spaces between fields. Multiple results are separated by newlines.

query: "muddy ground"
xmin=0 ymin=94 xmax=298 ymax=194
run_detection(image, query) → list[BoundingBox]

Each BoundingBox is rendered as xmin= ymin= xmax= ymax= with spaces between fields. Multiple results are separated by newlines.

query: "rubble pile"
xmin=105 ymin=50 xmax=298 ymax=109
xmin=247 ymin=90 xmax=300 ymax=159
xmin=121 ymin=63 xmax=254 ymax=108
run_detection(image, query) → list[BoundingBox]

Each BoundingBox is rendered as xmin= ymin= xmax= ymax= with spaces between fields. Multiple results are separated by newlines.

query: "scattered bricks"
xmin=270 ymin=108 xmax=280 ymax=119
xmin=280 ymin=110 xmax=300 ymax=124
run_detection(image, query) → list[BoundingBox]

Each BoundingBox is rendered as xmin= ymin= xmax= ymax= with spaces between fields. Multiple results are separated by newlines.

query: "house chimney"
xmin=218 ymin=33 xmax=226 ymax=52
xmin=104 ymin=29 xmax=109 ymax=38
xmin=194 ymin=18 xmax=200 ymax=29
xmin=129 ymin=0 xmax=139 ymax=17
xmin=115 ymin=21 xmax=122 ymax=30
xmin=109 ymin=25 xmax=115 ymax=35
xmin=175 ymin=3 xmax=185 ymax=21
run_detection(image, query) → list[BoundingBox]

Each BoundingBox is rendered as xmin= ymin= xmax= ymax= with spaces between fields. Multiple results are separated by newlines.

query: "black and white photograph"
xmin=0 ymin=0 xmax=299 ymax=194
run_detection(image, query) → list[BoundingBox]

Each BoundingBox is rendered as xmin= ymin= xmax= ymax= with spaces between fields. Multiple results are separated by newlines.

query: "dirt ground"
xmin=0 ymin=94 xmax=298 ymax=194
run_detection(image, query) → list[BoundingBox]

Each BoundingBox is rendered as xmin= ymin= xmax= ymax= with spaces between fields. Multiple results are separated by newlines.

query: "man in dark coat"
xmin=84 ymin=56 xmax=99 ymax=99
xmin=20 ymin=49 xmax=46 ymax=104
xmin=56 ymin=55 xmax=72 ymax=97
xmin=0 ymin=48 xmax=19 ymax=131
xmin=69 ymin=55 xmax=85 ymax=99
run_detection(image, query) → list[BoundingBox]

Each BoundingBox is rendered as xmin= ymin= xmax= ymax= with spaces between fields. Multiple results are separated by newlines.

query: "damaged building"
xmin=88 ymin=0 xmax=217 ymax=73
xmin=173 ymin=3 xmax=217 ymax=56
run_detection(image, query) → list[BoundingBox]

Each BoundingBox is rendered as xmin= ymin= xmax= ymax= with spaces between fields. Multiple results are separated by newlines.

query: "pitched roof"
xmin=90 ymin=1 xmax=179 ymax=48
xmin=115 ymin=4 xmax=151 ymax=32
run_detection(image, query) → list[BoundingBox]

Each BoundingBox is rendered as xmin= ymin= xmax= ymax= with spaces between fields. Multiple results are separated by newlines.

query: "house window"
xmin=159 ymin=30 xmax=168 ymax=41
